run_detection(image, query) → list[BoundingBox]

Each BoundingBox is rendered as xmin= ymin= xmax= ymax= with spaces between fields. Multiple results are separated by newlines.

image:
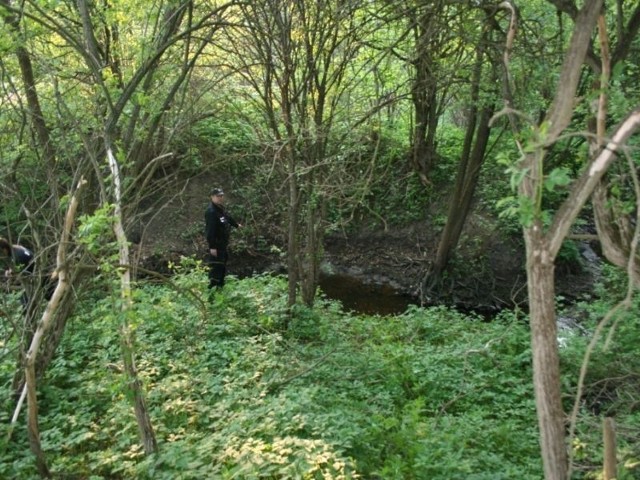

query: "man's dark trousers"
xmin=207 ymin=249 xmax=228 ymax=289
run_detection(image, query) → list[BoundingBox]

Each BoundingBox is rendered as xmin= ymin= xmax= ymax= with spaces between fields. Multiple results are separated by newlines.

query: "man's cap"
xmin=210 ymin=188 xmax=224 ymax=196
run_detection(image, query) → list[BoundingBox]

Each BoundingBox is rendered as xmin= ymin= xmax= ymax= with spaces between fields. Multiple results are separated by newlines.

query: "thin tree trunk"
xmin=35 ymin=275 xmax=84 ymax=379
xmin=411 ymin=65 xmax=437 ymax=184
xmin=0 ymin=0 xmax=59 ymax=203
xmin=24 ymin=363 xmax=48 ymax=478
xmin=106 ymin=146 xmax=157 ymax=454
xmin=587 ymin=12 xmax=640 ymax=284
xmin=301 ymin=196 xmax=319 ymax=306
xmin=429 ymin=106 xmax=493 ymax=282
xmin=286 ymin=154 xmax=300 ymax=313
xmin=427 ymin=18 xmax=496 ymax=284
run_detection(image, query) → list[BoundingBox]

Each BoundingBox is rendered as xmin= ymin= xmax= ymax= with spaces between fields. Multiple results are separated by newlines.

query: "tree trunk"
xmin=603 ymin=417 xmax=617 ymax=480
xmin=497 ymin=3 xmax=606 ymax=476
xmin=107 ymin=146 xmax=158 ymax=454
xmin=429 ymin=106 xmax=493 ymax=283
xmin=592 ymin=182 xmax=640 ymax=283
xmin=25 ymin=362 xmax=49 ymax=478
xmin=0 ymin=0 xmax=59 ymax=203
xmin=300 ymin=195 xmax=322 ymax=307
xmin=525 ymin=232 xmax=568 ymax=480
xmin=411 ymin=87 xmax=437 ymax=185
xmin=426 ymin=18 xmax=496 ymax=286
xmin=286 ymin=154 xmax=300 ymax=313
xmin=35 ymin=275 xmax=85 ymax=379
xmin=410 ymin=13 xmax=439 ymax=186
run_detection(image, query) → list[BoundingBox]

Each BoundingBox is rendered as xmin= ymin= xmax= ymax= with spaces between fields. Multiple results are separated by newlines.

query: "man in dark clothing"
xmin=0 ymin=237 xmax=35 ymax=277
xmin=1 ymin=236 xmax=36 ymax=313
xmin=204 ymin=188 xmax=241 ymax=289
xmin=2 ymin=238 xmax=47 ymax=398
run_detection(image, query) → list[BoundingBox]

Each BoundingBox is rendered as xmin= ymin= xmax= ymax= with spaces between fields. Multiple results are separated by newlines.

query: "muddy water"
xmin=318 ymin=273 xmax=417 ymax=316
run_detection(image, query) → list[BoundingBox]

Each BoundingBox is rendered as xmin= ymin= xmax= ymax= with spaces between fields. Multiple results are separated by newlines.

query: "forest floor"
xmin=136 ymin=173 xmax=598 ymax=314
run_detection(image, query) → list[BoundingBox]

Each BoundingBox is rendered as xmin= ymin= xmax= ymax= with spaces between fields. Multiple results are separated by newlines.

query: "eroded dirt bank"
xmin=134 ymin=175 xmax=598 ymax=313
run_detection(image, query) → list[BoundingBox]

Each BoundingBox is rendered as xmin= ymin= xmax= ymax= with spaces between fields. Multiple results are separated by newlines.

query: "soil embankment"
xmin=135 ymin=175 xmax=598 ymax=314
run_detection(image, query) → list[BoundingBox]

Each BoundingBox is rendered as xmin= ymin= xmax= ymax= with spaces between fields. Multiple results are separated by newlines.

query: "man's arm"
xmin=228 ymin=214 xmax=242 ymax=229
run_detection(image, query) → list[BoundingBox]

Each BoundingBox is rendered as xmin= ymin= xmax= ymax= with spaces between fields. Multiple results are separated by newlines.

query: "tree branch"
xmin=548 ymin=107 xmax=640 ymax=255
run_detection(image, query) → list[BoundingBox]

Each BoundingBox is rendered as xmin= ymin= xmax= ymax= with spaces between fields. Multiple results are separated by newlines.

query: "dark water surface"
xmin=318 ymin=273 xmax=417 ymax=316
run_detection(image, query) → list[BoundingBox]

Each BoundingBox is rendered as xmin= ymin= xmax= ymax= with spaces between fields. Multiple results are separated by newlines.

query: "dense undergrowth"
xmin=1 ymin=263 xmax=639 ymax=479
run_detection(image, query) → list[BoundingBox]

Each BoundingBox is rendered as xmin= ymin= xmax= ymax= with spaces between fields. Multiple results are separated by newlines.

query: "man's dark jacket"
xmin=205 ymin=203 xmax=239 ymax=250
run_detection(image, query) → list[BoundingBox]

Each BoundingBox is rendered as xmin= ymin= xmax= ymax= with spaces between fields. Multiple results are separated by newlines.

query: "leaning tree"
xmin=498 ymin=0 xmax=640 ymax=478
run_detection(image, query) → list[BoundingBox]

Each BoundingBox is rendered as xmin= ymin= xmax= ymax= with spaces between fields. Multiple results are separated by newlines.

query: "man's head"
xmin=210 ymin=188 xmax=225 ymax=205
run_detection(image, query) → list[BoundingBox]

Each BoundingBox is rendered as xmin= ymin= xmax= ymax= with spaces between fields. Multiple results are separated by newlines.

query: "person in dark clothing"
xmin=0 ymin=237 xmax=38 ymax=400
xmin=204 ymin=188 xmax=241 ymax=289
xmin=0 ymin=237 xmax=35 ymax=277
xmin=1 ymin=237 xmax=36 ymax=313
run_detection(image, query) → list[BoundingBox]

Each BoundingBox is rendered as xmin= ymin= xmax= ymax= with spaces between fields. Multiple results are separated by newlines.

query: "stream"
xmin=318 ymin=272 xmax=417 ymax=316
xmin=317 ymin=242 xmax=602 ymax=318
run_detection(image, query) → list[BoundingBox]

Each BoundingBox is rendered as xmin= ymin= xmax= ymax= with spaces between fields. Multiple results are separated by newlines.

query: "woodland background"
xmin=1 ymin=0 xmax=639 ymax=478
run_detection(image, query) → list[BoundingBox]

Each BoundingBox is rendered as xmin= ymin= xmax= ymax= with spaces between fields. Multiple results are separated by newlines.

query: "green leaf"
xmin=544 ymin=167 xmax=572 ymax=192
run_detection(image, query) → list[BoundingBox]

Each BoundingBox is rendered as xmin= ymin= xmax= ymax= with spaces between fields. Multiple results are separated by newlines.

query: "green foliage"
xmin=496 ymin=195 xmax=536 ymax=229
xmin=557 ymin=271 xmax=640 ymax=479
xmin=2 ymin=271 xmax=639 ymax=479
xmin=555 ymin=240 xmax=584 ymax=273
xmin=77 ymin=205 xmax=117 ymax=256
xmin=365 ymin=165 xmax=431 ymax=227
xmin=181 ymin=116 xmax=262 ymax=174
xmin=544 ymin=167 xmax=572 ymax=193
xmin=1 ymin=273 xmax=548 ymax=479
xmin=488 ymin=150 xmax=575 ymax=234
xmin=431 ymin=127 xmax=465 ymax=185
